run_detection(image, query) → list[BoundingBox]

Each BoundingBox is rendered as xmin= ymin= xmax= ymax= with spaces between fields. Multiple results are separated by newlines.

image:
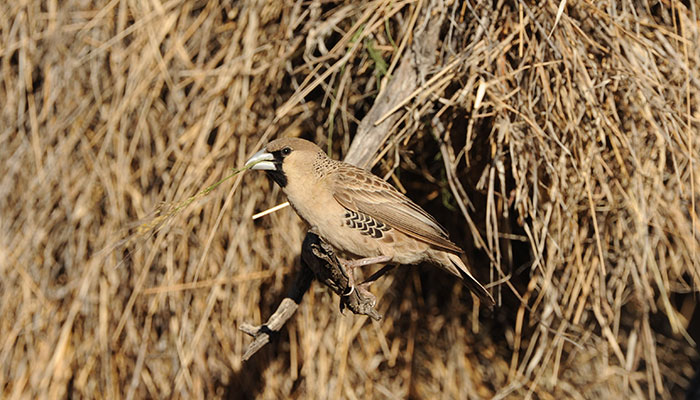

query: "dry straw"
xmin=1 ymin=0 xmax=698 ymax=399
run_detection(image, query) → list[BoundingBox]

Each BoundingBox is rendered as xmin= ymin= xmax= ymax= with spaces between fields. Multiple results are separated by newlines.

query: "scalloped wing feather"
xmin=331 ymin=165 xmax=463 ymax=254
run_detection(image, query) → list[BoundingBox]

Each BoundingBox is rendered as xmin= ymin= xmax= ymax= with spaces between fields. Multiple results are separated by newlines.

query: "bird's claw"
xmin=343 ymin=284 xmax=355 ymax=297
xmin=361 ymin=288 xmax=377 ymax=308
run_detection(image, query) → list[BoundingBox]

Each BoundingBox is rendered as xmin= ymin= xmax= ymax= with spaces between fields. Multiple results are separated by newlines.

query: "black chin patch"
xmin=265 ymin=169 xmax=287 ymax=188
xmin=264 ymin=150 xmax=287 ymax=187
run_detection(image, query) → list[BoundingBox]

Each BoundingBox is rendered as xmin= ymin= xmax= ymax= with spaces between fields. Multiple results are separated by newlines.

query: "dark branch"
xmin=302 ymin=231 xmax=382 ymax=320
xmin=240 ymin=231 xmax=380 ymax=361
xmin=239 ymin=265 xmax=313 ymax=361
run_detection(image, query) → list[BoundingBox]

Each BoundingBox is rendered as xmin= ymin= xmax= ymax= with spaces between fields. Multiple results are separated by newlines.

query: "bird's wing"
xmin=331 ymin=164 xmax=463 ymax=254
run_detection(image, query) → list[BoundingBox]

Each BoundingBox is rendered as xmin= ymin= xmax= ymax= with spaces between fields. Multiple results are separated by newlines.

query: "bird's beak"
xmin=245 ymin=149 xmax=276 ymax=170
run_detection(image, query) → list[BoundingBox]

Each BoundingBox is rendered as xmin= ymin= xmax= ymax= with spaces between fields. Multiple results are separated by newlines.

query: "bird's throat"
xmin=265 ymin=169 xmax=287 ymax=188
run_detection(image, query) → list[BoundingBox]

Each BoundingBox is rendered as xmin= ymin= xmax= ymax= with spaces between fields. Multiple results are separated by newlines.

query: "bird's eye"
xmin=281 ymin=147 xmax=292 ymax=156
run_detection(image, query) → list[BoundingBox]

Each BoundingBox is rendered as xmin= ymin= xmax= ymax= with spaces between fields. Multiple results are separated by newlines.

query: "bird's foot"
xmin=340 ymin=255 xmax=391 ymax=298
xmin=341 ymin=271 xmax=377 ymax=308
xmin=342 ymin=267 xmax=358 ymax=296
xmin=356 ymin=282 xmax=377 ymax=307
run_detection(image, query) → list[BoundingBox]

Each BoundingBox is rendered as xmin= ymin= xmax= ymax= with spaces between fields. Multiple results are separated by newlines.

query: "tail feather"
xmin=443 ymin=252 xmax=495 ymax=307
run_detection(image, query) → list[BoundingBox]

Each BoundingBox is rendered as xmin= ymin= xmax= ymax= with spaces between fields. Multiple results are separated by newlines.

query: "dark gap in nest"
xmin=31 ymin=66 xmax=44 ymax=95
xmin=492 ymin=0 xmax=517 ymax=14
xmin=121 ymin=26 xmax=134 ymax=48
xmin=289 ymin=374 xmax=305 ymax=397
xmin=220 ymin=5 xmax=233 ymax=22
xmin=65 ymin=371 xmax=76 ymax=399
xmin=183 ymin=81 xmax=194 ymax=98
xmin=7 ymin=47 xmax=18 ymax=69
xmin=320 ymin=1 xmax=345 ymax=16
xmin=214 ymin=51 xmax=226 ymax=69
xmin=348 ymin=97 xmax=374 ymax=134
xmin=302 ymin=79 xmax=330 ymax=110
xmin=648 ymin=1 xmax=676 ymax=26
xmin=207 ymin=126 xmax=219 ymax=146
xmin=129 ymin=155 xmax=142 ymax=176
xmin=119 ymin=247 xmax=133 ymax=268
xmin=152 ymin=306 xmax=173 ymax=339
xmin=158 ymin=81 xmax=170 ymax=105
xmin=160 ymin=36 xmax=174 ymax=58
xmin=221 ymin=93 xmax=229 ymax=109
xmin=219 ymin=235 xmax=230 ymax=254
xmin=316 ymin=33 xmax=345 ymax=62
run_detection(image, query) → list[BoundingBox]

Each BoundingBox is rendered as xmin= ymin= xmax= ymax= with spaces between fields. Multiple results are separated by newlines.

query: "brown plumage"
xmin=246 ymin=137 xmax=494 ymax=306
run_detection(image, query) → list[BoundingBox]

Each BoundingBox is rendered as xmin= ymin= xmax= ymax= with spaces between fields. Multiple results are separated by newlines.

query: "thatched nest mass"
xmin=1 ymin=0 xmax=698 ymax=398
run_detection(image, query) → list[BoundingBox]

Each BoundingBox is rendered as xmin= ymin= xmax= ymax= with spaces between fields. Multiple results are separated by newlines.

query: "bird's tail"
xmin=443 ymin=252 xmax=495 ymax=307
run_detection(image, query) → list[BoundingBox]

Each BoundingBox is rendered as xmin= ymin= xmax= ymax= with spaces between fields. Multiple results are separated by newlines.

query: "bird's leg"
xmin=342 ymin=255 xmax=393 ymax=269
xmin=360 ymin=264 xmax=397 ymax=286
xmin=339 ymin=255 xmax=392 ymax=306
xmin=339 ymin=255 xmax=392 ymax=285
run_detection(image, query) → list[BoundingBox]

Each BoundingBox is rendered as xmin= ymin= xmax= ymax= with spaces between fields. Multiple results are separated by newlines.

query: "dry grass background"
xmin=1 ymin=0 xmax=699 ymax=398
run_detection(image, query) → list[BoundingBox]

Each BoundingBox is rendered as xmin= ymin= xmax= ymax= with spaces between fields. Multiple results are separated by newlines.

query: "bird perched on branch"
xmin=246 ymin=137 xmax=494 ymax=307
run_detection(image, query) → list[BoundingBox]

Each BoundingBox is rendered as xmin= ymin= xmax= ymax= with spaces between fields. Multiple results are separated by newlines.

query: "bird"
xmin=246 ymin=137 xmax=495 ymax=307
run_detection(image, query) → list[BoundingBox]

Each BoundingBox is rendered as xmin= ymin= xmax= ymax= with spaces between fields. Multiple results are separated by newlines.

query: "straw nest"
xmin=1 ymin=0 xmax=698 ymax=398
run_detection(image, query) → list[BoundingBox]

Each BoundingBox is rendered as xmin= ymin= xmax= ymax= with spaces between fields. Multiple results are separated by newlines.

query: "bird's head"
xmin=245 ymin=138 xmax=325 ymax=188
